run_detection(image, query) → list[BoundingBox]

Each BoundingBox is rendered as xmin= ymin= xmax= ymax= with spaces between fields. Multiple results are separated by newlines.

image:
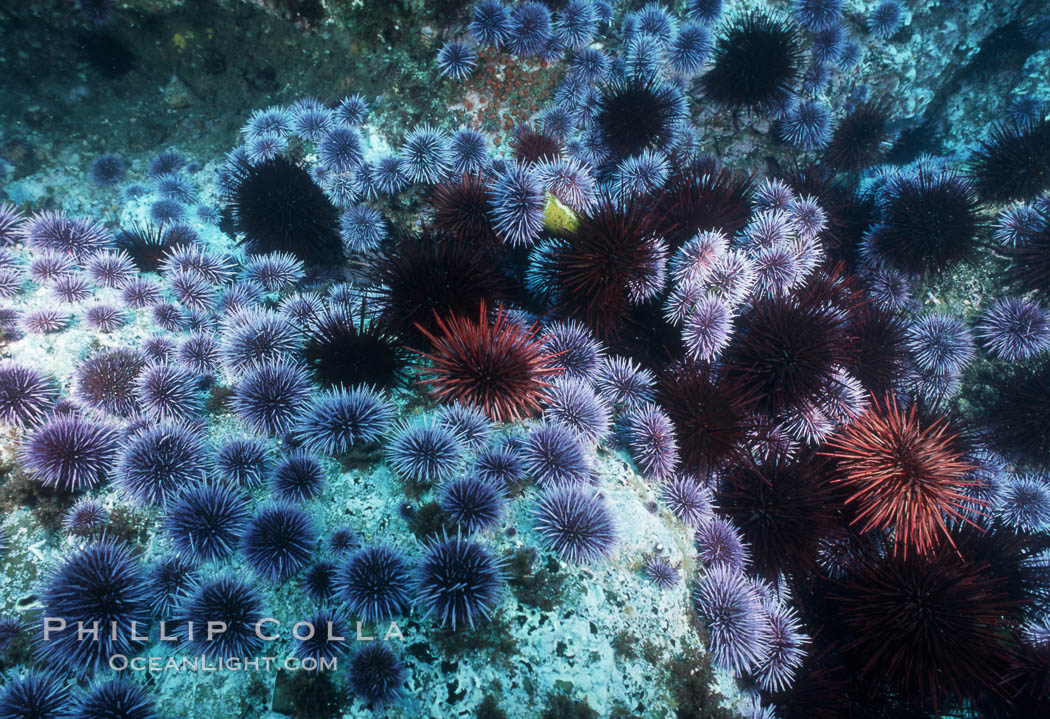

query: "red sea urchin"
xmin=415 ymin=303 xmax=564 ymax=423
xmin=834 ymin=548 xmax=1018 ymax=712
xmin=555 ymin=193 xmax=668 ymax=340
xmin=821 ymin=394 xmax=979 ymax=558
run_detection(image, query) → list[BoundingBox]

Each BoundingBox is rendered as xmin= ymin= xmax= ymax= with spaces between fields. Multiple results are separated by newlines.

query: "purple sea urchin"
xmin=241 ymin=503 xmax=317 ymax=582
xmin=416 ymin=533 xmax=504 ymax=629
xmin=335 ymin=545 xmax=413 ymax=624
xmin=534 ymin=486 xmax=616 ymax=563
xmin=22 ymin=415 xmax=120 ymax=491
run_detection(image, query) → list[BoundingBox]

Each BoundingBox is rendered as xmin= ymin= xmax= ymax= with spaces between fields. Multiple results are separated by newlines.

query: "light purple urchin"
xmin=693 ymin=565 xmax=772 ymax=675
xmin=682 ymin=294 xmax=733 ymax=361
xmin=625 ymin=403 xmax=679 ymax=480
xmin=542 ymin=375 xmax=612 ymax=447
xmin=997 ymin=474 xmax=1050 ymax=533
xmin=643 ymin=554 xmax=680 ymax=589
xmin=695 ymin=516 xmax=750 ymax=572
xmin=661 ymin=476 xmax=714 ymax=528
xmin=756 ymin=599 xmax=808 ymax=692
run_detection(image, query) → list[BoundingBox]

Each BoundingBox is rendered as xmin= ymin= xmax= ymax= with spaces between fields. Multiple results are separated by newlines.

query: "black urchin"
xmin=222 ymin=155 xmax=343 ymax=264
xmin=822 ymin=99 xmax=893 ymax=173
xmin=967 ymin=118 xmax=1050 ymax=204
xmin=303 ymin=305 xmax=413 ymax=390
xmin=593 ymin=76 xmax=687 ymax=163
xmin=701 ymin=11 xmax=806 ymax=116
xmin=867 ymin=169 xmax=984 ymax=276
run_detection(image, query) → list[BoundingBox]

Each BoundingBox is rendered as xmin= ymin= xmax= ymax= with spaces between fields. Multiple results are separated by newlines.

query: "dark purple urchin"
xmin=655 ymin=158 xmax=754 ymax=250
xmin=533 ymin=486 xmax=616 ymax=563
xmin=867 ymin=169 xmax=984 ymax=276
xmin=832 ymin=550 xmax=1017 ymax=712
xmin=134 ymin=363 xmax=203 ymax=422
xmin=177 ymin=575 xmax=265 ymax=661
xmin=0 ymin=362 xmax=56 ymax=427
xmin=302 ymin=305 xmax=412 ymax=391
xmin=112 ymin=223 xmax=180 ymax=273
xmin=144 ymin=554 xmax=198 ymax=618
xmin=221 ymin=154 xmax=343 ymax=264
xmin=74 ymin=348 xmax=146 ymax=418
xmin=295 ymin=385 xmax=392 ymax=454
xmin=977 ymin=296 xmax=1050 ymax=361
xmin=163 ymin=482 xmax=250 ymax=562
xmin=63 ymin=498 xmax=108 ymax=535
xmin=701 ymin=10 xmax=805 ymax=116
xmin=215 ymin=437 xmax=271 ymax=488
xmin=967 ymin=118 xmax=1050 ymax=204
xmin=661 ymin=475 xmax=714 ymax=528
xmin=657 ymin=359 xmax=758 ymax=476
xmin=625 ymin=403 xmax=679 ymax=480
xmin=334 ymin=545 xmax=413 ymax=624
xmin=522 ymin=421 xmax=591 ymax=488
xmin=66 ymin=678 xmax=158 ymax=719
xmin=272 ymin=450 xmax=326 ymax=502
xmin=241 ymin=503 xmax=317 ymax=582
xmin=0 ymin=673 xmax=71 ymax=718
xmin=116 ymin=421 xmax=207 ymax=505
xmin=233 ymin=362 xmax=313 ymax=437
xmin=427 ymin=173 xmax=497 ymax=246
xmin=415 ymin=533 xmax=504 ymax=629
xmin=385 ymin=417 xmax=465 ymax=489
xmin=592 ymin=76 xmax=687 ymax=163
xmin=292 ymin=608 xmax=348 ymax=666
xmin=21 ymin=415 xmax=120 ymax=492
xmin=302 ymin=560 xmax=338 ymax=603
xmin=440 ymin=476 xmax=505 ymax=533
xmin=346 ymin=643 xmax=405 ymax=706
xmin=36 ymin=539 xmax=150 ymax=674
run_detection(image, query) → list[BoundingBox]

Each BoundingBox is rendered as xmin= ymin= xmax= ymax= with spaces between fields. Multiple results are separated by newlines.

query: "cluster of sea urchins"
xmin=0 ymin=1 xmax=1049 ymax=717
